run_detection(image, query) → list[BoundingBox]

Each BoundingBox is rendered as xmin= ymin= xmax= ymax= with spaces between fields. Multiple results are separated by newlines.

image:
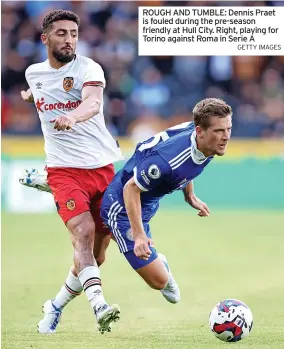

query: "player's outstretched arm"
xmin=51 ymin=85 xmax=103 ymax=131
xmin=68 ymin=85 xmax=103 ymax=123
xmin=123 ymin=177 xmax=153 ymax=260
xmin=20 ymin=89 xmax=34 ymax=103
xmin=183 ymin=181 xmax=211 ymax=217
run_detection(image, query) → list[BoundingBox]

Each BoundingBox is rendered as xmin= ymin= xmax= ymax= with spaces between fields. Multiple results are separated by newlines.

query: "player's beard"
xmin=52 ymin=48 xmax=75 ymax=63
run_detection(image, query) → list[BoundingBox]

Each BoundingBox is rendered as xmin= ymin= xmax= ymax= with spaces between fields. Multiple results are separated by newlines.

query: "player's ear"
xmin=195 ymin=125 xmax=205 ymax=139
xmin=41 ymin=33 xmax=48 ymax=45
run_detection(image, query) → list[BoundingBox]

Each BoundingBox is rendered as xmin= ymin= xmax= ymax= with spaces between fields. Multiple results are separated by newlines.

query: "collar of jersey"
xmin=46 ymin=56 xmax=75 ymax=71
xmin=190 ymin=131 xmax=213 ymax=164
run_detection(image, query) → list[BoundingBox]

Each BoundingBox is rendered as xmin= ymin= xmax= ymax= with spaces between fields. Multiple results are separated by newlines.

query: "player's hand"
xmin=134 ymin=235 xmax=154 ymax=260
xmin=20 ymin=89 xmax=34 ymax=103
xmin=185 ymin=194 xmax=210 ymax=217
xmin=50 ymin=114 xmax=76 ymax=131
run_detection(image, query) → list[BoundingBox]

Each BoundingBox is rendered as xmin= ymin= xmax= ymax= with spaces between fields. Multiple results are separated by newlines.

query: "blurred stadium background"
xmin=2 ymin=1 xmax=284 ymax=348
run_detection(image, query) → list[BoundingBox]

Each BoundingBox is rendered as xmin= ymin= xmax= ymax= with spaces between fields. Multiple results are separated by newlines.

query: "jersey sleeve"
xmin=82 ymin=59 xmax=106 ymax=89
xmin=133 ymin=154 xmax=172 ymax=192
xmin=25 ymin=66 xmax=32 ymax=88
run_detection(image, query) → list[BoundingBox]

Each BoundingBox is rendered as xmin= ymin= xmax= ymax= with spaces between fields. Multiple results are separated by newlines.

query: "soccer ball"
xmin=209 ymin=299 xmax=253 ymax=342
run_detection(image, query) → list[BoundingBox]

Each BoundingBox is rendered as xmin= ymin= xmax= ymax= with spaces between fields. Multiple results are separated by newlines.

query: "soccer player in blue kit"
xmin=20 ymin=97 xmax=232 ymax=305
xmin=101 ymin=98 xmax=232 ymax=304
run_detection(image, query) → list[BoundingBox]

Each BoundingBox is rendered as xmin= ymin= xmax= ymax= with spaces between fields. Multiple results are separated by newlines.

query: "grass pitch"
xmin=2 ymin=210 xmax=284 ymax=349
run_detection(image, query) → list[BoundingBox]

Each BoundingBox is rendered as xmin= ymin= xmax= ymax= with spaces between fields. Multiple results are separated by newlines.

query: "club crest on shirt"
xmin=63 ymin=77 xmax=74 ymax=92
xmin=66 ymin=199 xmax=76 ymax=211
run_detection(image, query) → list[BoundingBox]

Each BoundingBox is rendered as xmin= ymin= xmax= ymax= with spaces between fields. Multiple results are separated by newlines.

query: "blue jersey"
xmin=102 ymin=122 xmax=214 ymax=222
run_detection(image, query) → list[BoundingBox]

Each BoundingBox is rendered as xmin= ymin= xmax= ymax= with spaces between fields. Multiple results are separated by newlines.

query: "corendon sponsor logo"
xmin=36 ymin=97 xmax=81 ymax=113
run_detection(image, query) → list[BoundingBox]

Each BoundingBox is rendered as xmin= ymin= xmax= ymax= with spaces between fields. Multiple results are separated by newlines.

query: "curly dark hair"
xmin=42 ymin=10 xmax=80 ymax=33
xmin=193 ymin=98 xmax=232 ymax=129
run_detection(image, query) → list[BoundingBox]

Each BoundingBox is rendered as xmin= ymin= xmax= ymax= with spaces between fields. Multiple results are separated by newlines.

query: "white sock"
xmin=78 ymin=266 xmax=105 ymax=310
xmin=52 ymin=268 xmax=83 ymax=310
xmin=158 ymin=253 xmax=171 ymax=287
xmin=158 ymin=253 xmax=170 ymax=272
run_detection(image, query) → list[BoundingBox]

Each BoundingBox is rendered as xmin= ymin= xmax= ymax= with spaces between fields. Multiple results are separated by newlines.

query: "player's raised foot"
xmin=19 ymin=168 xmax=51 ymax=193
xmin=94 ymin=303 xmax=120 ymax=334
xmin=37 ymin=299 xmax=62 ymax=334
xmin=158 ymin=253 xmax=181 ymax=304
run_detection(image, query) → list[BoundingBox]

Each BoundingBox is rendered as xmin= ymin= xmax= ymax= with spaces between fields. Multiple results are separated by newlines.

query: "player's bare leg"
xmin=135 ymin=254 xmax=180 ymax=304
xmin=20 ymin=170 xmax=119 ymax=333
xmin=37 ymin=237 xmax=113 ymax=334
xmin=66 ymin=212 xmax=120 ymax=333
xmin=92 ymin=232 xmax=111 ymax=267
xmin=38 ymin=212 xmax=119 ymax=334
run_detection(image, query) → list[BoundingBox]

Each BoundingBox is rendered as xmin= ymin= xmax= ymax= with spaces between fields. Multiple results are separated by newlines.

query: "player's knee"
xmin=148 ymin=275 xmax=168 ymax=290
xmin=70 ymin=221 xmax=95 ymax=252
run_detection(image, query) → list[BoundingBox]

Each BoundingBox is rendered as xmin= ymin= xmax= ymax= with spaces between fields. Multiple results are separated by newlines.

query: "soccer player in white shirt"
xmin=21 ymin=10 xmax=122 ymax=334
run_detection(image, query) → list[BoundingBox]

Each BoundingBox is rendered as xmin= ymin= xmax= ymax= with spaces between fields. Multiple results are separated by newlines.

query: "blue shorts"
xmin=101 ymin=196 xmax=158 ymax=269
xmin=124 ymin=247 xmax=158 ymax=270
